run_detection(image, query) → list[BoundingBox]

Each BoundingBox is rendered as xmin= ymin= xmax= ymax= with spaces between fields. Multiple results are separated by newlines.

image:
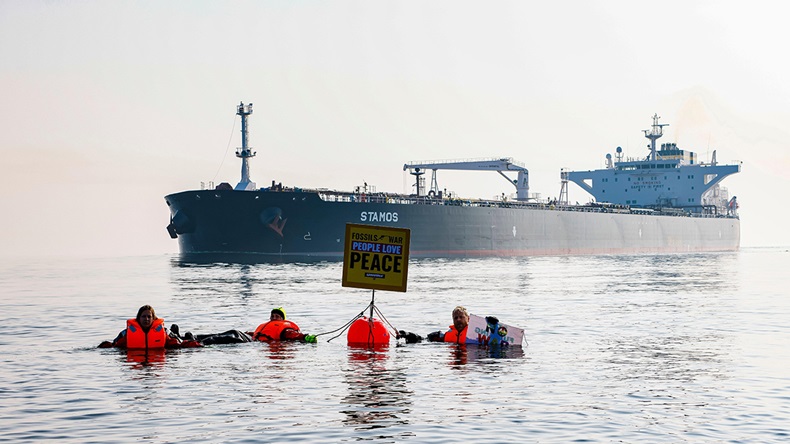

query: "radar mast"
xmin=235 ymin=102 xmax=257 ymax=191
xmin=643 ymin=114 xmax=668 ymax=161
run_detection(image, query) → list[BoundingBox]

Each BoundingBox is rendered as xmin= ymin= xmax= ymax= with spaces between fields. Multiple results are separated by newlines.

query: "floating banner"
xmin=466 ymin=314 xmax=525 ymax=346
xmin=342 ymin=223 xmax=410 ymax=292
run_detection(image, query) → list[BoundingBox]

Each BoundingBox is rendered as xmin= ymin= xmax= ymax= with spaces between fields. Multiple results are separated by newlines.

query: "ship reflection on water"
xmin=173 ymin=252 xmax=343 ymax=266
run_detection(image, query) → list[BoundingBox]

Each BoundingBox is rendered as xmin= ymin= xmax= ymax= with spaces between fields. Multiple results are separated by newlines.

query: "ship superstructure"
xmin=567 ymin=114 xmax=741 ymax=216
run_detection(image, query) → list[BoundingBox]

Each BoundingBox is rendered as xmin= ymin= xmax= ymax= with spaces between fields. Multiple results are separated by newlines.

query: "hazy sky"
xmin=1 ymin=0 xmax=788 ymax=258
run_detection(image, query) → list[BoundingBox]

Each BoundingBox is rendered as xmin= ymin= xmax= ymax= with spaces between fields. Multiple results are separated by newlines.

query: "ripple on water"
xmin=1 ymin=251 xmax=790 ymax=442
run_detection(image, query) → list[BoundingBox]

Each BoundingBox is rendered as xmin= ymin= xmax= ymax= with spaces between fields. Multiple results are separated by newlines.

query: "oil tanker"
xmin=165 ymin=103 xmax=741 ymax=258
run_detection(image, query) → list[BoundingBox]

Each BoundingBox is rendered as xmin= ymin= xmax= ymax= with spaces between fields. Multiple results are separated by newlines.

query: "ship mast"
xmin=643 ymin=113 xmax=668 ymax=161
xmin=234 ymin=102 xmax=257 ymax=191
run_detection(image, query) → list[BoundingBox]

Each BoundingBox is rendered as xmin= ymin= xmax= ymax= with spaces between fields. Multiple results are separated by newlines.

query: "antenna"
xmin=643 ymin=114 xmax=668 ymax=161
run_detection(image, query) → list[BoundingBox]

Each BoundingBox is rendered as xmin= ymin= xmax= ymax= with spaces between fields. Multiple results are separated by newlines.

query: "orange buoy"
xmin=347 ymin=316 xmax=390 ymax=346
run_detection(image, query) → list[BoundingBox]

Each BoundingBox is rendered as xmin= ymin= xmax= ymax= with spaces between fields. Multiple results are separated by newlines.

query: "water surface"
xmin=1 ymin=248 xmax=788 ymax=442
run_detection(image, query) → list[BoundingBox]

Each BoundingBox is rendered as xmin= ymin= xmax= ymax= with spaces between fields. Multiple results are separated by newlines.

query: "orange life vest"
xmin=253 ymin=320 xmax=300 ymax=342
xmin=444 ymin=325 xmax=468 ymax=344
xmin=126 ymin=318 xmax=167 ymax=349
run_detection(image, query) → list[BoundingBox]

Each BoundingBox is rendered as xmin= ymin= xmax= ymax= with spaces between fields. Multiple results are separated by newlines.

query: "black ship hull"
xmin=165 ymin=189 xmax=740 ymax=258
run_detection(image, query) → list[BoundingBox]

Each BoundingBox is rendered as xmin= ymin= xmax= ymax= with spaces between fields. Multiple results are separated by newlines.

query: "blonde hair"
xmin=452 ymin=306 xmax=469 ymax=318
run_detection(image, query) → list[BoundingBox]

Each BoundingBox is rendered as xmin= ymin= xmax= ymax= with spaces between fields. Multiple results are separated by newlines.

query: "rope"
xmin=315 ymin=302 xmax=401 ymax=344
xmin=211 ymin=115 xmax=238 ymax=184
xmin=370 ymin=304 xmax=399 ymax=336
xmin=311 ymin=287 xmax=403 ymax=344
xmin=322 ymin=309 xmax=367 ymax=343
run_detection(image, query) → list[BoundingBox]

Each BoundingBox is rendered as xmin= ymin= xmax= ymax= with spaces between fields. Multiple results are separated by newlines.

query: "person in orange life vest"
xmin=98 ymin=305 xmax=193 ymax=349
xmin=249 ymin=307 xmax=316 ymax=343
xmin=425 ymin=306 xmax=471 ymax=344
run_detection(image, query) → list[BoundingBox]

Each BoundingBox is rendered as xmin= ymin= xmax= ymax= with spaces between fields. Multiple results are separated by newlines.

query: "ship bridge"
xmin=403 ymin=157 xmax=530 ymax=201
xmin=566 ymin=115 xmax=742 ymax=211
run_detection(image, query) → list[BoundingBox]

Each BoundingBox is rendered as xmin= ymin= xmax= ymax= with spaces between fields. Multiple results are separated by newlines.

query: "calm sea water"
xmin=1 ymin=248 xmax=789 ymax=443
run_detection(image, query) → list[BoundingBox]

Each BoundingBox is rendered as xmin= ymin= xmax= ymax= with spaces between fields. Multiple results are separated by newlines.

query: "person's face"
xmin=453 ymin=310 xmax=469 ymax=331
xmin=139 ymin=310 xmax=154 ymax=329
xmin=270 ymin=312 xmax=284 ymax=321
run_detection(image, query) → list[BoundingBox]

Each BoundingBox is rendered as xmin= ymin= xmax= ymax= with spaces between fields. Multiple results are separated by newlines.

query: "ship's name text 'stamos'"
xmin=360 ymin=211 xmax=399 ymax=222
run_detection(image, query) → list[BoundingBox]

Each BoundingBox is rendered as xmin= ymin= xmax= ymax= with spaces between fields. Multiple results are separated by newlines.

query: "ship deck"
xmin=303 ymin=188 xmax=737 ymax=219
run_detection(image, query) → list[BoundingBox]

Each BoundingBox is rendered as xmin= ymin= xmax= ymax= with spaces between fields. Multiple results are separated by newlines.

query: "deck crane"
xmin=403 ymin=157 xmax=530 ymax=201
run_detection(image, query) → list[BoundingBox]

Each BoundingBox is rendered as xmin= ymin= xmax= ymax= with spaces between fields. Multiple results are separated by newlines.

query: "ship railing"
xmin=311 ymin=189 xmax=738 ymax=219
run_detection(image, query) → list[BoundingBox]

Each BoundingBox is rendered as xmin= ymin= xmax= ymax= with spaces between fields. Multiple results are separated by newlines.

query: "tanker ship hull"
xmin=165 ymin=189 xmax=740 ymax=258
